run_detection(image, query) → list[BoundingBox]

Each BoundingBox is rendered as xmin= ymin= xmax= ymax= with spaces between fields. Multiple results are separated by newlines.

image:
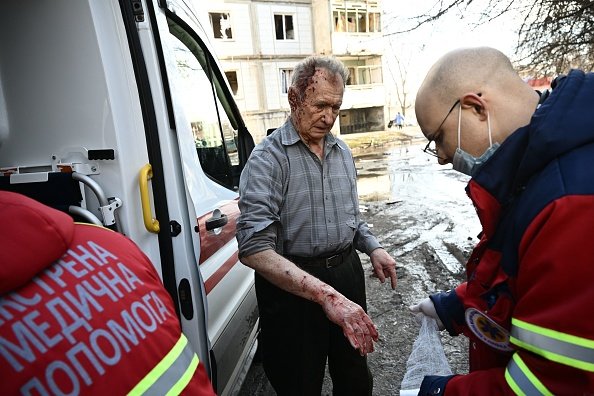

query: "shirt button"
xmin=432 ymin=388 xmax=441 ymax=394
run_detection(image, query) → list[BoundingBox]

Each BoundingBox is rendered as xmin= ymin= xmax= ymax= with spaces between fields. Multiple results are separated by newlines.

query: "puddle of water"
xmin=357 ymin=173 xmax=393 ymax=201
xmin=356 ymin=141 xmax=470 ymax=208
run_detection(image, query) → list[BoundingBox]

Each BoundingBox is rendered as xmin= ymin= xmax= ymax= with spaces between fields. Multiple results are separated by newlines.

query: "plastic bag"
xmin=400 ymin=314 xmax=453 ymax=393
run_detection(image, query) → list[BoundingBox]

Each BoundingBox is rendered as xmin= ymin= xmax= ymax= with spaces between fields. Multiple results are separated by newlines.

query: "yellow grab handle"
xmin=139 ymin=163 xmax=160 ymax=233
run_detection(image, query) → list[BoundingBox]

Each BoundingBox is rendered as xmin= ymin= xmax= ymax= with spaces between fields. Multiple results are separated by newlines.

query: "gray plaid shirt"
xmin=237 ymin=118 xmax=381 ymax=258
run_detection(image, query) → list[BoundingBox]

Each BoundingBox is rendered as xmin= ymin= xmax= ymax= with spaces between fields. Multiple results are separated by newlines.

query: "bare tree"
xmin=387 ymin=0 xmax=594 ymax=76
xmin=515 ymin=0 xmax=594 ymax=74
xmin=386 ymin=41 xmax=414 ymax=117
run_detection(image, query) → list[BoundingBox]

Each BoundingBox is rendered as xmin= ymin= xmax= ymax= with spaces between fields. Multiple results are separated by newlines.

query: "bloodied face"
xmin=289 ymin=67 xmax=344 ymax=145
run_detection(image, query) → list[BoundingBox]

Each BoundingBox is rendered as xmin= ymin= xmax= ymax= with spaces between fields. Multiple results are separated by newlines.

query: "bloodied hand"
xmin=321 ymin=291 xmax=378 ymax=355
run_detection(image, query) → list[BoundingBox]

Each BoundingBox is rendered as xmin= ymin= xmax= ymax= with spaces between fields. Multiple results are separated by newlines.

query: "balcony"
xmin=332 ymin=32 xmax=384 ymax=56
xmin=342 ymin=84 xmax=386 ymax=109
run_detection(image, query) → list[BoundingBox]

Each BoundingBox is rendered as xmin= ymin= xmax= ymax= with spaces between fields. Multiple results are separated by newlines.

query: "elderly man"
xmin=237 ymin=55 xmax=397 ymax=395
xmin=412 ymin=46 xmax=594 ymax=394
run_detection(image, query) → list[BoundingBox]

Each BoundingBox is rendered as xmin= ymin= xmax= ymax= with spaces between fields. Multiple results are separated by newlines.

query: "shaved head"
xmin=414 ymin=46 xmax=540 ymax=163
xmin=417 ymin=47 xmax=516 ymax=113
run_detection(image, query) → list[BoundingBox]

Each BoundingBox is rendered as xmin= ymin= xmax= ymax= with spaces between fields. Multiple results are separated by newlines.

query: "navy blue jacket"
xmin=421 ymin=70 xmax=594 ymax=395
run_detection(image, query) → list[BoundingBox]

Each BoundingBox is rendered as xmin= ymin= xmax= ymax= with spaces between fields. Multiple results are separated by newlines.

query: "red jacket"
xmin=0 ymin=191 xmax=215 ymax=395
xmin=423 ymin=71 xmax=594 ymax=395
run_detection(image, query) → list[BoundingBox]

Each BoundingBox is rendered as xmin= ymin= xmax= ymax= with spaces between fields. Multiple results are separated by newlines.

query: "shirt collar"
xmin=280 ymin=118 xmax=347 ymax=150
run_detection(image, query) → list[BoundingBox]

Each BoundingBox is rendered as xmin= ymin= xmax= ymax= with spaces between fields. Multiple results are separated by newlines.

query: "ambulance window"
xmin=167 ymin=23 xmax=239 ymax=188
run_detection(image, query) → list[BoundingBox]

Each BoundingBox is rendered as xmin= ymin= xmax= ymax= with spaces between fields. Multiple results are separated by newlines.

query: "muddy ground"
xmin=239 ymin=131 xmax=477 ymax=395
xmin=354 ymin=202 xmax=470 ymax=395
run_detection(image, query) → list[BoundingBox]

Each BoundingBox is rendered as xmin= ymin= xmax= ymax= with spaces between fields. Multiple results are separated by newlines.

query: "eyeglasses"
xmin=422 ymin=93 xmax=481 ymax=159
xmin=422 ymin=99 xmax=460 ymax=159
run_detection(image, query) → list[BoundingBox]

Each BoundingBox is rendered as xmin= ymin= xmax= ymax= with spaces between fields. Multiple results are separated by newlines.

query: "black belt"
xmin=286 ymin=244 xmax=353 ymax=269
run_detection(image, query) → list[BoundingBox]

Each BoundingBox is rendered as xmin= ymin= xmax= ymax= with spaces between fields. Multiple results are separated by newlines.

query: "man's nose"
xmin=322 ymin=109 xmax=336 ymax=123
xmin=438 ymin=157 xmax=449 ymax=165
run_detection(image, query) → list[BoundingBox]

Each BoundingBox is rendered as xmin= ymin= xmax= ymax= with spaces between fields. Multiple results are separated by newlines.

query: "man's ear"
xmin=460 ymin=93 xmax=488 ymax=121
xmin=288 ymin=87 xmax=299 ymax=112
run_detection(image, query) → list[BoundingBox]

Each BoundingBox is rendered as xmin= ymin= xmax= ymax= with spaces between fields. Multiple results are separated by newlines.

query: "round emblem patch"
xmin=465 ymin=308 xmax=513 ymax=352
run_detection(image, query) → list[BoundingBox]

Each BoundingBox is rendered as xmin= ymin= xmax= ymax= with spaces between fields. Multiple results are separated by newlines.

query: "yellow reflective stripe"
xmin=128 ymin=334 xmax=191 ymax=395
xmin=504 ymin=368 xmax=525 ymax=396
xmin=166 ymin=354 xmax=199 ymax=396
xmin=510 ymin=336 xmax=594 ymax=372
xmin=513 ymin=319 xmax=594 ymax=349
xmin=511 ymin=318 xmax=594 ymax=371
xmin=505 ymin=353 xmax=553 ymax=396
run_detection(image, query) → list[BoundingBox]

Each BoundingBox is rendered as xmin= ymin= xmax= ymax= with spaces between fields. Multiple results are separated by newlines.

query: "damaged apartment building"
xmin=202 ymin=0 xmax=388 ymax=143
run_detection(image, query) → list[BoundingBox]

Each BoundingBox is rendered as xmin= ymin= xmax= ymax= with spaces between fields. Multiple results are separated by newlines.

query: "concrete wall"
xmin=255 ymin=3 xmax=314 ymax=56
xmin=311 ymin=0 xmax=332 ymax=54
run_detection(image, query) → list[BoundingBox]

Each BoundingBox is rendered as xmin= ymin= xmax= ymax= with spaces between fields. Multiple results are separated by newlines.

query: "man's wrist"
xmin=312 ymin=282 xmax=339 ymax=305
xmin=369 ymin=246 xmax=387 ymax=259
xmin=365 ymin=241 xmax=382 ymax=255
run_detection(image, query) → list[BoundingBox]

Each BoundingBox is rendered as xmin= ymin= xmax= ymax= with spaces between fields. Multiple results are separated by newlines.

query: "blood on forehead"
xmin=294 ymin=67 xmax=342 ymax=97
xmin=311 ymin=68 xmax=341 ymax=85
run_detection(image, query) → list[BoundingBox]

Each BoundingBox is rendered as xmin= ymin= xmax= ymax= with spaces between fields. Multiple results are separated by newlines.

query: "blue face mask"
xmin=452 ymin=104 xmax=500 ymax=176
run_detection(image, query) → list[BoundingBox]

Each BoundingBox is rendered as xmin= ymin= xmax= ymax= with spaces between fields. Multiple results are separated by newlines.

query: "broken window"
xmin=225 ymin=71 xmax=238 ymax=95
xmin=345 ymin=65 xmax=382 ymax=85
xmin=209 ymin=12 xmax=233 ymax=39
xmin=332 ymin=6 xmax=381 ymax=33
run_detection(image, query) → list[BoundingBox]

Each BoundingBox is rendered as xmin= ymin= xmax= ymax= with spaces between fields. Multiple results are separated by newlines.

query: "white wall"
xmin=244 ymin=110 xmax=289 ymax=144
xmin=261 ymin=60 xmax=296 ymax=111
xmin=256 ymin=3 xmax=314 ymax=55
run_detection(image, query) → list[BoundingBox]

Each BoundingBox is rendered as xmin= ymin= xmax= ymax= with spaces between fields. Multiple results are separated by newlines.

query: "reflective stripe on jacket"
xmin=129 ymin=334 xmax=199 ymax=395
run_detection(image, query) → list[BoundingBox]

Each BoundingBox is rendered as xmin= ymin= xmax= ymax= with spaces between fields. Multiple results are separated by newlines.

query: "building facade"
xmin=317 ymin=0 xmax=385 ymax=135
xmin=202 ymin=0 xmax=387 ymax=143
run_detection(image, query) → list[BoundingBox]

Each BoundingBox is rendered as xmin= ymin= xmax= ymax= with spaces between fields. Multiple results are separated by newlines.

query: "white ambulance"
xmin=0 ymin=1 xmax=258 ymax=394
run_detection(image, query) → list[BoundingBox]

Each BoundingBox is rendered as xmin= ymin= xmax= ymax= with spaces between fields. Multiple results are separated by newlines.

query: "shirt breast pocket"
xmin=333 ymin=171 xmax=357 ymax=215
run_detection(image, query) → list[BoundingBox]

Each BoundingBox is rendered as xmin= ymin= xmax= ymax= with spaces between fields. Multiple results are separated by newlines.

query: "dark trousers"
xmin=255 ymin=250 xmax=372 ymax=396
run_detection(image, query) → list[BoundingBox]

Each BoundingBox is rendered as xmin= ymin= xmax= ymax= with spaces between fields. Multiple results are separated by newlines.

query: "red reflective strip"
xmin=204 ymin=251 xmax=238 ymax=294
xmin=196 ymin=200 xmax=239 ymax=265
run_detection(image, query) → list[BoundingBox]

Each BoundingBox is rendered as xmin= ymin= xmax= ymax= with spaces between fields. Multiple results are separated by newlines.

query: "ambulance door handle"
xmin=139 ymin=163 xmax=160 ymax=233
xmin=205 ymin=208 xmax=228 ymax=231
